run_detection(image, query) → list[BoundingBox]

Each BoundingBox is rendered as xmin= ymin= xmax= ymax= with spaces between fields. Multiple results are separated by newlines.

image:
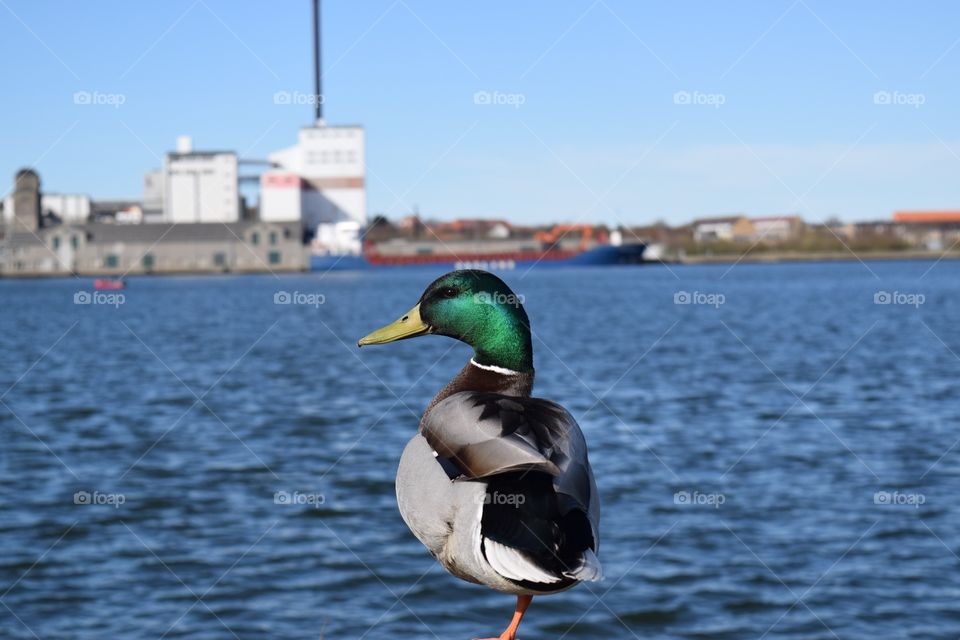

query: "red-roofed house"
xmin=893 ymin=211 xmax=960 ymax=225
xmin=892 ymin=210 xmax=960 ymax=250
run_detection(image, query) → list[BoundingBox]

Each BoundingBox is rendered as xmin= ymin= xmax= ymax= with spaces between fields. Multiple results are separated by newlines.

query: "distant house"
xmin=691 ymin=215 xmax=754 ymax=243
xmin=750 ymin=215 xmax=804 ymax=242
xmin=436 ymin=218 xmax=511 ymax=236
xmin=892 ymin=211 xmax=960 ymax=250
xmin=430 ymin=218 xmax=513 ymax=241
xmin=893 ymin=211 xmax=960 ymax=226
xmin=397 ymin=215 xmax=427 ymax=238
xmin=810 ymin=221 xmax=855 ymax=240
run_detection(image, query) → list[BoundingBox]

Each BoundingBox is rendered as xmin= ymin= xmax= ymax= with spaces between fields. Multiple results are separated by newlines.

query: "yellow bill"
xmin=358 ymin=304 xmax=432 ymax=346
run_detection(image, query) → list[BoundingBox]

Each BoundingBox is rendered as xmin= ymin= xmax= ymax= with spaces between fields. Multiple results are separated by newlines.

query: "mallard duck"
xmin=358 ymin=270 xmax=601 ymax=640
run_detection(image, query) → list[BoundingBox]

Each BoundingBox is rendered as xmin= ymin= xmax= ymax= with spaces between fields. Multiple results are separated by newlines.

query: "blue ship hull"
xmin=309 ymin=244 xmax=646 ymax=272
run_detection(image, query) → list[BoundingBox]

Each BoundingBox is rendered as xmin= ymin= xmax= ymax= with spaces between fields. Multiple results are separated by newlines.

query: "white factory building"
xmin=3 ymin=193 xmax=92 ymax=225
xmin=260 ymin=123 xmax=366 ymax=255
xmin=40 ymin=194 xmax=92 ymax=224
xmin=140 ymin=136 xmax=240 ymax=224
xmin=162 ymin=136 xmax=240 ymax=224
xmin=141 ymin=127 xmax=366 ymax=255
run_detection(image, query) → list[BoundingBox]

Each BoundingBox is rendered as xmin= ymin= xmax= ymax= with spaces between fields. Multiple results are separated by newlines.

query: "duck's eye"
xmin=440 ymin=287 xmax=458 ymax=299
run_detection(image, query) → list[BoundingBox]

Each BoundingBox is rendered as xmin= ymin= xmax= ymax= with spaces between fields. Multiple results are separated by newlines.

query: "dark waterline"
xmin=1 ymin=261 xmax=958 ymax=639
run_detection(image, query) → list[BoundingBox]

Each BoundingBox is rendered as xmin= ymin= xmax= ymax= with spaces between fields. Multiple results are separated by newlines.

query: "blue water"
xmin=1 ymin=260 xmax=958 ymax=639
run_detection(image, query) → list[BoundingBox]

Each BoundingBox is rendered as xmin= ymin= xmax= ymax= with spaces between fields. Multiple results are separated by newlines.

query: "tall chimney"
xmin=312 ymin=0 xmax=323 ymax=123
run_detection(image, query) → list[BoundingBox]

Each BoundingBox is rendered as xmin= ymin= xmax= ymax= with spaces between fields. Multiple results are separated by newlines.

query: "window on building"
xmin=52 ymin=237 xmax=60 ymax=249
xmin=105 ymin=255 xmax=119 ymax=268
xmin=269 ymin=231 xmax=277 ymax=245
xmin=71 ymin=235 xmax=79 ymax=249
xmin=142 ymin=253 xmax=155 ymax=270
xmin=213 ymin=252 xmax=226 ymax=267
xmin=251 ymin=232 xmax=260 ymax=245
xmin=268 ymin=251 xmax=281 ymax=265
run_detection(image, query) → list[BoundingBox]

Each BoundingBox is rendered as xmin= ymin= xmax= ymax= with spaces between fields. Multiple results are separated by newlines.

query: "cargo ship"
xmin=309 ymin=222 xmax=647 ymax=271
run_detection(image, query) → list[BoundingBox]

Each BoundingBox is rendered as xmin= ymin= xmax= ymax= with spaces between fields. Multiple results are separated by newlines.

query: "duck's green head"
xmin=358 ymin=270 xmax=533 ymax=372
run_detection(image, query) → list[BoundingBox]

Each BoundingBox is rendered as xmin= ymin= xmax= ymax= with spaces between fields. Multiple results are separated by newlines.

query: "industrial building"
xmin=260 ymin=123 xmax=366 ymax=256
xmin=4 ymin=188 xmax=96 ymax=227
xmin=262 ymin=125 xmax=365 ymax=224
xmin=0 ymin=168 xmax=305 ymax=276
xmin=0 ymin=116 xmax=368 ymax=276
xmin=144 ymin=135 xmax=242 ymax=224
xmin=135 ymin=123 xmax=366 ymax=256
xmin=0 ymin=219 xmax=305 ymax=276
xmin=0 ymin=0 xmax=365 ymax=277
xmin=40 ymin=193 xmax=92 ymax=224
xmin=7 ymin=169 xmax=41 ymax=233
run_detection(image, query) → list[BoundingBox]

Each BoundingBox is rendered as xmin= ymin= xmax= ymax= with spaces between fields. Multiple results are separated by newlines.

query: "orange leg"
xmin=475 ymin=595 xmax=533 ymax=640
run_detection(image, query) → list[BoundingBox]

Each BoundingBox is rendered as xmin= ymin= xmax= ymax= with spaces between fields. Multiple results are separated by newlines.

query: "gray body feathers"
xmin=396 ymin=386 xmax=601 ymax=594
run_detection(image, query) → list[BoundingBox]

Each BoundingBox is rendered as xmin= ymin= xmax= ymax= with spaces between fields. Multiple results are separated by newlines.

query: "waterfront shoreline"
xmin=0 ymin=266 xmax=308 ymax=279
xmin=3 ymin=250 xmax=959 ymax=278
xmin=671 ymin=249 xmax=960 ymax=265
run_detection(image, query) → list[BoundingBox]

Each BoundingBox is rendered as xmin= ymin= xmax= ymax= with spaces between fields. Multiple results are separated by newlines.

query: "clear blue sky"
xmin=2 ymin=0 xmax=959 ymax=225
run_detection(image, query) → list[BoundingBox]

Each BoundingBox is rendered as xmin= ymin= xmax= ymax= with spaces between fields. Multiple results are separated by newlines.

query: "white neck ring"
xmin=470 ymin=358 xmax=522 ymax=376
